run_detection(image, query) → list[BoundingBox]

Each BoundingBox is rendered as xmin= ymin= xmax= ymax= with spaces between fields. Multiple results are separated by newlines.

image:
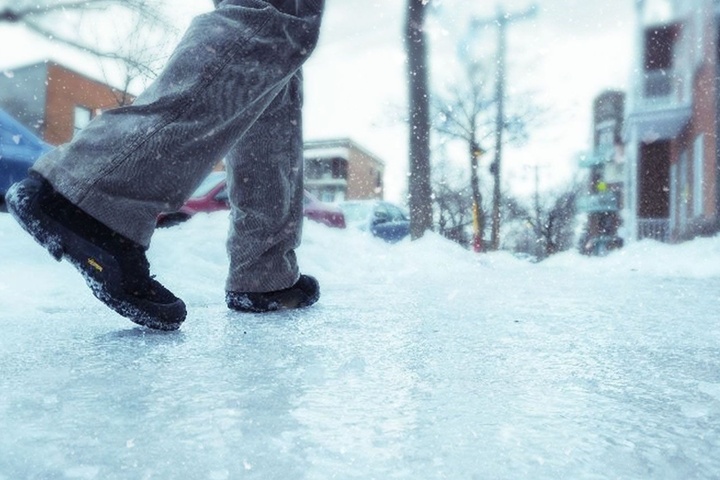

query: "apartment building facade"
xmin=303 ymin=138 xmax=385 ymax=202
xmin=0 ymin=61 xmax=132 ymax=146
xmin=623 ymin=0 xmax=720 ymax=242
xmin=578 ymin=90 xmax=626 ymax=254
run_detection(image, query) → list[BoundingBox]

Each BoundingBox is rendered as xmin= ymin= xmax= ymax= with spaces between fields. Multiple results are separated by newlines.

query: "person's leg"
xmin=224 ymin=72 xmax=319 ymax=312
xmin=225 ymin=73 xmax=304 ymax=294
xmin=6 ymin=0 xmax=324 ymax=328
xmin=33 ymin=0 xmax=323 ymax=248
xmin=224 ymin=0 xmax=323 ymax=311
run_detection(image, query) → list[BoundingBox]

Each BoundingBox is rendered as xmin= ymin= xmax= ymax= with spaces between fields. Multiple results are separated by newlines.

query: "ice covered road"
xmin=1 ymin=213 xmax=720 ymax=479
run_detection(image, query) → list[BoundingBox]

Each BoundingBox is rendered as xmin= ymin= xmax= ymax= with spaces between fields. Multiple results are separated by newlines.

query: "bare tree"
xmin=432 ymin=58 xmax=537 ymax=250
xmin=95 ymin=9 xmax=178 ymax=106
xmin=405 ymin=0 xmax=433 ymax=240
xmin=433 ymin=62 xmax=496 ymax=146
xmin=0 ymin=0 xmax=171 ymax=74
xmin=433 ymin=62 xmax=493 ymax=250
xmin=504 ymin=182 xmax=581 ymax=260
xmin=433 ymin=58 xmax=540 ymax=159
xmin=432 ymin=155 xmax=476 ymax=247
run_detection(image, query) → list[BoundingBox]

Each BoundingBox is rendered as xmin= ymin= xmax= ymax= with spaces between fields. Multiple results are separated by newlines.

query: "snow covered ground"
xmin=1 ymin=210 xmax=720 ymax=479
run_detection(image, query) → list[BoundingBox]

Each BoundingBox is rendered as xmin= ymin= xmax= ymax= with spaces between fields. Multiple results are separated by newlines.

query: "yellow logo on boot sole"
xmin=87 ymin=258 xmax=104 ymax=272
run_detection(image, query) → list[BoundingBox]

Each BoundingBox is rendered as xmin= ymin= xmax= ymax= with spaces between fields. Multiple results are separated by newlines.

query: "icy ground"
xmin=1 ymin=211 xmax=720 ymax=480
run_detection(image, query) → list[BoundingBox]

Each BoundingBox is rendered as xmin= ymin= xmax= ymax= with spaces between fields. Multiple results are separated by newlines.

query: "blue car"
xmin=339 ymin=200 xmax=411 ymax=243
xmin=0 ymin=109 xmax=51 ymax=210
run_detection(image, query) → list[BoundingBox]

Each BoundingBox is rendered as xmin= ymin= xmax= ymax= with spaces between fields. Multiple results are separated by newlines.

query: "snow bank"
xmin=4 ymin=209 xmax=718 ymax=319
xmin=543 ymin=235 xmax=720 ymax=278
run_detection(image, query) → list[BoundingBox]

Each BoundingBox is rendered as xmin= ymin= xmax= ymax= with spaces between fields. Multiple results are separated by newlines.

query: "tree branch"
xmin=23 ymin=18 xmax=159 ymax=79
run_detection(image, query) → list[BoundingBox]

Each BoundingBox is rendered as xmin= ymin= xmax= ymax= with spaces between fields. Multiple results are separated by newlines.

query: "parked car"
xmin=303 ymin=190 xmax=346 ymax=229
xmin=339 ymin=200 xmax=410 ymax=243
xmin=156 ymin=171 xmax=228 ymax=227
xmin=157 ymin=171 xmax=346 ymax=229
xmin=0 ymin=109 xmax=51 ymax=210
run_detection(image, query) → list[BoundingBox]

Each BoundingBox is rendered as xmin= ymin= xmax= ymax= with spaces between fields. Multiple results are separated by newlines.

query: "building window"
xmin=74 ymin=106 xmax=92 ymax=134
xmin=598 ymin=128 xmax=614 ymax=148
xmin=331 ymin=158 xmax=348 ymax=179
xmin=643 ymin=23 xmax=678 ymax=98
xmin=693 ymin=134 xmax=704 ymax=217
xmin=305 ymin=158 xmax=321 ymax=180
xmin=305 ymin=157 xmax=347 ymax=180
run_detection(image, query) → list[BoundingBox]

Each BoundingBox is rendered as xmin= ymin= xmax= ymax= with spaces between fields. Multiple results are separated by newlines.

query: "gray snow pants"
xmin=32 ymin=0 xmax=324 ymax=293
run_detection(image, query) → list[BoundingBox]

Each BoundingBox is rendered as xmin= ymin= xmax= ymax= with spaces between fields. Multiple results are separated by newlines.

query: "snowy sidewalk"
xmin=2 ymin=212 xmax=720 ymax=479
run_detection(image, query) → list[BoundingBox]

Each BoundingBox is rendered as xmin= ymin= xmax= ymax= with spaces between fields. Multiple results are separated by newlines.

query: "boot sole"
xmin=6 ymin=180 xmax=185 ymax=331
xmin=227 ymin=275 xmax=320 ymax=313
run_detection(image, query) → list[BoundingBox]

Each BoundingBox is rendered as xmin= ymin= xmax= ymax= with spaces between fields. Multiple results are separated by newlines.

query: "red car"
xmin=157 ymin=171 xmax=345 ymax=229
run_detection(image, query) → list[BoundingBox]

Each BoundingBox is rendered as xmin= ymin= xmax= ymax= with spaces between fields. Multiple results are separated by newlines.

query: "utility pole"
xmin=472 ymin=4 xmax=537 ymax=250
xmin=470 ymin=141 xmax=485 ymax=252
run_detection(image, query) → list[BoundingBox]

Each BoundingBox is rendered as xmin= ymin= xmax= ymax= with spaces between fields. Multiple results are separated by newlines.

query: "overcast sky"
xmin=0 ymin=0 xmax=636 ymax=203
xmin=302 ymin=0 xmax=636 ymax=201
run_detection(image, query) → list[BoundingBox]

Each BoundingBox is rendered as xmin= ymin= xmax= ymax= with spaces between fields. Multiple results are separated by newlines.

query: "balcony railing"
xmin=578 ymin=146 xmax=615 ymax=168
xmin=634 ymin=68 xmax=690 ymax=111
xmin=638 ymin=218 xmax=670 ymax=242
xmin=577 ymin=192 xmax=619 ymax=213
xmin=643 ymin=69 xmax=672 ymax=97
xmin=304 ymin=177 xmax=348 ymax=187
xmin=626 ymin=68 xmax=692 ymax=139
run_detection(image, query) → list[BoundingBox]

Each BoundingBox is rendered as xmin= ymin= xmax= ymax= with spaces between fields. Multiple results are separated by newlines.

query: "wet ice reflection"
xmin=1 ymin=215 xmax=720 ymax=478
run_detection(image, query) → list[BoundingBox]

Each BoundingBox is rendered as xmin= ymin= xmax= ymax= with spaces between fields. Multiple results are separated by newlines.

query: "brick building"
xmin=623 ymin=0 xmax=720 ymax=242
xmin=303 ymin=138 xmax=385 ymax=202
xmin=0 ymin=61 xmax=133 ymax=146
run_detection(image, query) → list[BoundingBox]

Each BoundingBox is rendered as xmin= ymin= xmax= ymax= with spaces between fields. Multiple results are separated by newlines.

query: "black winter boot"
xmin=226 ymin=274 xmax=320 ymax=313
xmin=5 ymin=173 xmax=186 ymax=330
